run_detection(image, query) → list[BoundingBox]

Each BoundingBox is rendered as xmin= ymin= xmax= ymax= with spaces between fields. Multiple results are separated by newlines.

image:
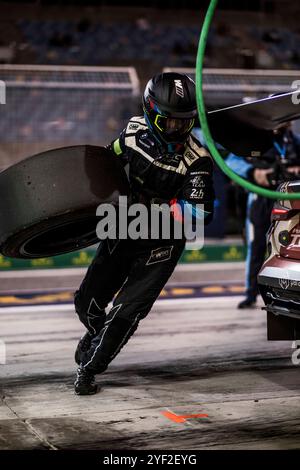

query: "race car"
xmin=258 ymin=180 xmax=300 ymax=340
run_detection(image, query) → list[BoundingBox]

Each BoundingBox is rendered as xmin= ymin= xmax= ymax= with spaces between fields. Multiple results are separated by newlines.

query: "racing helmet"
xmin=143 ymin=72 xmax=198 ymax=145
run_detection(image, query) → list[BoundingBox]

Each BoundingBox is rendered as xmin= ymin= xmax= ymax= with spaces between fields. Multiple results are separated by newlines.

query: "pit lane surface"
xmin=0 ymin=264 xmax=299 ymax=450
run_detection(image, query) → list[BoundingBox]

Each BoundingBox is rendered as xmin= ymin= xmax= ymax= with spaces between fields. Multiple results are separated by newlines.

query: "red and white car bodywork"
xmin=258 ymin=181 xmax=300 ymax=339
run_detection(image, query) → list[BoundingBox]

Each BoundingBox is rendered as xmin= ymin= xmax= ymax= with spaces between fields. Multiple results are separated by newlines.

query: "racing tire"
xmin=0 ymin=145 xmax=130 ymax=258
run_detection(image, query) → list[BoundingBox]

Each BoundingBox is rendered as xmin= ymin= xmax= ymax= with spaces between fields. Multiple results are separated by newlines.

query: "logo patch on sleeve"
xmin=129 ymin=123 xmax=139 ymax=130
xmin=184 ymin=151 xmax=198 ymax=166
xmin=146 ymin=246 xmax=174 ymax=265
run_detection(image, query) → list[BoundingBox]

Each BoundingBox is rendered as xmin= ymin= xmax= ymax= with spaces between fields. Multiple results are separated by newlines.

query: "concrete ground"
xmin=0 ymin=263 xmax=299 ymax=450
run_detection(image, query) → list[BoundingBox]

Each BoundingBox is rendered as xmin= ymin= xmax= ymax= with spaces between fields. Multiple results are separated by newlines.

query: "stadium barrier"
xmin=0 ymin=244 xmax=246 ymax=270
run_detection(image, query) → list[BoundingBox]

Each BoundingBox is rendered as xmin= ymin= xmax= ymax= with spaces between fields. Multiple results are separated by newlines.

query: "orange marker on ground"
xmin=161 ymin=410 xmax=208 ymax=423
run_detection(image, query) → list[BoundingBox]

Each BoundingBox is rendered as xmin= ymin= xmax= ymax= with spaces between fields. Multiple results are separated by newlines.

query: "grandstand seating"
xmin=0 ymin=66 xmax=139 ymax=167
xmin=18 ymin=19 xmax=200 ymax=66
xmin=16 ymin=19 xmax=300 ymax=70
xmin=1 ymin=87 xmax=137 ymax=144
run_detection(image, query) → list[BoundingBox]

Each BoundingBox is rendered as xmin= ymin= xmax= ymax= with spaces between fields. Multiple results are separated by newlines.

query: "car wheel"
xmin=0 ymin=145 xmax=130 ymax=258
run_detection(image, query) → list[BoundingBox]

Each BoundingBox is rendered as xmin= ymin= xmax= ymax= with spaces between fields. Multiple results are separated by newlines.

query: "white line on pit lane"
xmin=0 ymin=262 xmax=245 ymax=279
xmin=0 ymin=296 xmax=245 ymax=314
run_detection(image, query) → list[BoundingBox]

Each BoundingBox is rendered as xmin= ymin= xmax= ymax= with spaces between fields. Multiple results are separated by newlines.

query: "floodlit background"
xmin=0 ymin=0 xmax=300 ymax=451
xmin=1 ymin=0 xmax=300 ymax=240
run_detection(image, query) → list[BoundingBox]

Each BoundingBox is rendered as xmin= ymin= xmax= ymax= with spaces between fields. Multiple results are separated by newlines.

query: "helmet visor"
xmin=154 ymin=115 xmax=194 ymax=138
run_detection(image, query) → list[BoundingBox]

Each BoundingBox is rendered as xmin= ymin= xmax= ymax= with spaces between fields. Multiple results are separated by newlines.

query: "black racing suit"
xmin=74 ymin=116 xmax=215 ymax=374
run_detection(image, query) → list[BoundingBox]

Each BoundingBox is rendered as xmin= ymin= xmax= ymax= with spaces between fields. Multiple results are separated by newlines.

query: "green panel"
xmin=0 ymin=244 xmax=246 ymax=271
xmin=180 ymin=245 xmax=246 ymax=263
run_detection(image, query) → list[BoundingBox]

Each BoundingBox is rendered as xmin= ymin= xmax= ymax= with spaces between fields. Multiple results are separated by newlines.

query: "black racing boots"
xmin=74 ymin=366 xmax=98 ymax=395
xmin=74 ymin=332 xmax=98 ymax=395
xmin=238 ymin=296 xmax=257 ymax=309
